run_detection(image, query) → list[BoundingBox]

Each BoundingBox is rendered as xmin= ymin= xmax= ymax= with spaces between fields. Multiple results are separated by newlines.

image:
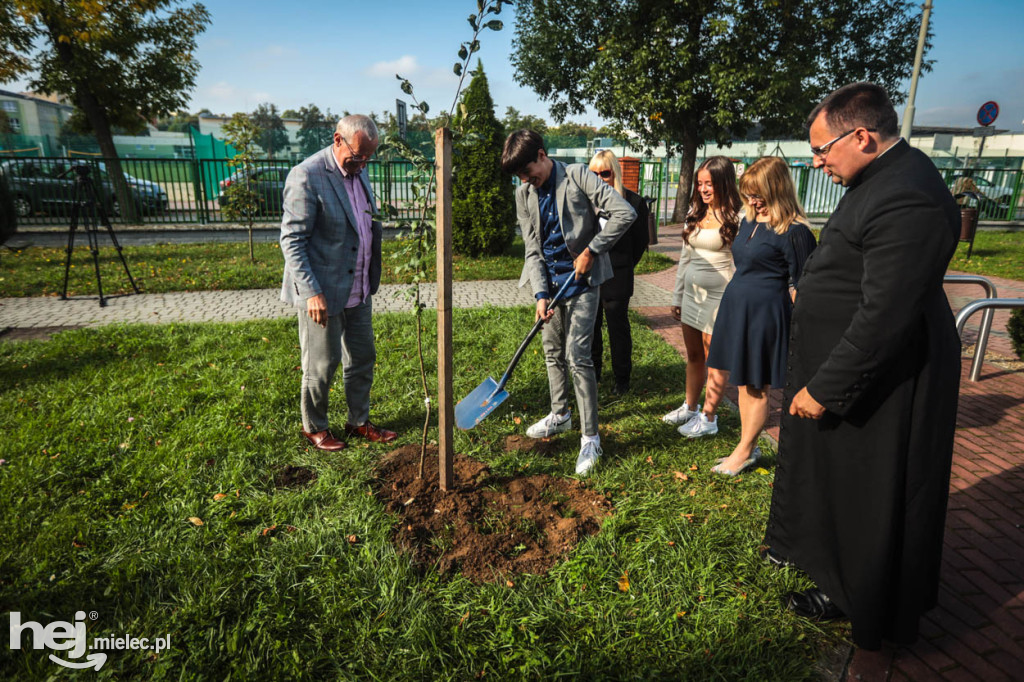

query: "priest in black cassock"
xmin=763 ymin=82 xmax=961 ymax=651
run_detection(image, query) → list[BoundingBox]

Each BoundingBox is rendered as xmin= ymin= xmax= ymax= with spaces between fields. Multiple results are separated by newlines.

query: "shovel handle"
xmin=494 ymin=274 xmax=579 ymax=393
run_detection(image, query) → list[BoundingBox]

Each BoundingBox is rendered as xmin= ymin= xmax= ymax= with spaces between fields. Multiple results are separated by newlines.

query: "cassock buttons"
xmin=348 ymin=269 xmax=354 ymax=274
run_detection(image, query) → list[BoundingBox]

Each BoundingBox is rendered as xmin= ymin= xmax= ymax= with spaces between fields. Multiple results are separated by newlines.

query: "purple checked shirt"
xmin=339 ymin=165 xmax=373 ymax=308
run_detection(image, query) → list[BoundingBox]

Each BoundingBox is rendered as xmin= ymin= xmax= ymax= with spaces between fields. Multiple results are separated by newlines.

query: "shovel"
xmin=456 ymin=275 xmax=577 ymax=430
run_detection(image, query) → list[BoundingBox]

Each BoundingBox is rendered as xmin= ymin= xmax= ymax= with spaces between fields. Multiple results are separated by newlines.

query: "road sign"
xmin=977 ymin=101 xmax=999 ymax=127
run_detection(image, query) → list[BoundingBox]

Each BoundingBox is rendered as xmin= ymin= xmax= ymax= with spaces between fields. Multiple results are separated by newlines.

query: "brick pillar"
xmin=619 ymin=156 xmax=640 ymax=193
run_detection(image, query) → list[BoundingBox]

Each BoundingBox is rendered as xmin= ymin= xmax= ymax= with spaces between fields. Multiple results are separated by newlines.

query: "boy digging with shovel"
xmin=501 ymin=130 xmax=636 ymax=475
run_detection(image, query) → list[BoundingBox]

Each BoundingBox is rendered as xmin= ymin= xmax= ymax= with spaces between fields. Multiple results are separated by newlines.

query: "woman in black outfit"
xmin=588 ymin=150 xmax=650 ymax=394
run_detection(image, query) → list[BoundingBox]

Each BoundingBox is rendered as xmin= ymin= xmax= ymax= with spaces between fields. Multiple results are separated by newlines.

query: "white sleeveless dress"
xmin=673 ymin=227 xmax=735 ymax=334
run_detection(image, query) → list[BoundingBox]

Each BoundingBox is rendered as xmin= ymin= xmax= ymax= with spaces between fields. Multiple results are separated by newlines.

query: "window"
xmin=1 ymin=101 xmax=17 ymax=113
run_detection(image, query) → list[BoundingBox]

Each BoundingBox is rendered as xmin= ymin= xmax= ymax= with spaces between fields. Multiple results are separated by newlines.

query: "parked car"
xmin=0 ymin=159 xmax=168 ymax=218
xmin=217 ymin=165 xmax=291 ymax=217
xmin=950 ymin=174 xmax=1013 ymax=219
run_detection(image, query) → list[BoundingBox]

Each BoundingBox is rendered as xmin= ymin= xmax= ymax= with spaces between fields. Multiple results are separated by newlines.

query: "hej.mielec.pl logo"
xmin=9 ymin=610 xmax=171 ymax=671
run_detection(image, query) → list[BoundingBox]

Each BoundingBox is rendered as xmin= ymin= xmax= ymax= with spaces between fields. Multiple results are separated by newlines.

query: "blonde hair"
xmin=739 ymin=157 xmax=808 ymax=234
xmin=589 ymin=150 xmax=624 ymax=196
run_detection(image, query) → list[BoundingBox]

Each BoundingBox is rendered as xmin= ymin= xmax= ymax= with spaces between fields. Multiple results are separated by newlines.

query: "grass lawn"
xmin=0 ymin=309 xmax=841 ymax=679
xmin=0 ymin=239 xmax=675 ymax=298
xmin=948 ymin=230 xmax=1024 ymax=281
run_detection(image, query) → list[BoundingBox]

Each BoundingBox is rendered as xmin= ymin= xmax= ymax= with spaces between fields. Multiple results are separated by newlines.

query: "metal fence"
xmin=3 ymin=155 xmax=1021 ymax=228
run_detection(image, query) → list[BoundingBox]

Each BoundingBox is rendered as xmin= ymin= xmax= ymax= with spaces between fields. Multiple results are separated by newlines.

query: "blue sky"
xmin=7 ymin=0 xmax=1024 ymax=132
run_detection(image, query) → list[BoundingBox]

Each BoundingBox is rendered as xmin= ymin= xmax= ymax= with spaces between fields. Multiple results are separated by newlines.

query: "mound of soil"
xmin=374 ymin=444 xmax=613 ymax=583
xmin=502 ymin=434 xmax=561 ymax=455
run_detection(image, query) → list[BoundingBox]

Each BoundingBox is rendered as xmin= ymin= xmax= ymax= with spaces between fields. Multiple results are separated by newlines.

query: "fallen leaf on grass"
xmin=513 ymin=416 xmax=522 ymax=425
xmin=675 ymin=611 xmax=687 ymax=618
xmin=674 ymin=471 xmax=689 ymax=481
xmin=689 ymin=465 xmax=698 ymax=471
xmin=755 ymin=467 xmax=769 ymax=475
xmin=617 ymin=570 xmax=630 ymax=592
xmin=347 ymin=535 xmax=358 ymax=544
xmin=688 ymin=490 xmax=696 ymax=497
xmin=187 ymin=517 xmax=204 ymax=526
xmin=213 ymin=493 xmax=228 ymax=501
xmin=667 ymin=541 xmax=676 ymax=546
xmin=458 ymin=612 xmax=470 ymax=628
xmin=72 ymin=540 xmax=86 ymax=549
xmin=261 ymin=337 xmax=269 ymax=343
xmin=506 ymin=580 xmax=515 ymax=588
xmin=645 ymin=456 xmax=654 ymax=465
xmin=261 ymin=525 xmax=276 ymax=536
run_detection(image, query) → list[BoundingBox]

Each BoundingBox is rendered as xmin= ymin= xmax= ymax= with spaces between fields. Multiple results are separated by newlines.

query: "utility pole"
xmin=900 ymin=1 xmax=934 ymax=141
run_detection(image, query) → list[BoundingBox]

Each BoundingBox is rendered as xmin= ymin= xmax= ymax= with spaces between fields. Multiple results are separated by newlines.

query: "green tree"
xmin=220 ymin=113 xmax=261 ymax=262
xmin=294 ymin=104 xmax=336 ymax=157
xmin=501 ymin=106 xmax=548 ymax=135
xmin=512 ymin=0 xmax=931 ymax=222
xmin=452 ymin=62 xmax=516 ymax=257
xmin=0 ymin=0 xmax=210 ymax=223
xmin=155 ymin=111 xmax=199 ymax=132
xmin=549 ymin=121 xmax=597 ymax=140
xmin=251 ymin=103 xmax=289 ymax=159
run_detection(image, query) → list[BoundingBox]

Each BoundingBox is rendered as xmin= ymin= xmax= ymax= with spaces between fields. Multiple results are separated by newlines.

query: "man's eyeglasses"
xmin=810 ymin=128 xmax=877 ymax=158
xmin=596 ymin=169 xmax=613 ymax=179
xmin=338 ymin=135 xmax=370 ymax=164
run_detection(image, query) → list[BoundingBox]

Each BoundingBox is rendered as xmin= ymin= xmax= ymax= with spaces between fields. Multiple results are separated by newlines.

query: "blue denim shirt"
xmin=537 ymin=172 xmax=591 ymax=300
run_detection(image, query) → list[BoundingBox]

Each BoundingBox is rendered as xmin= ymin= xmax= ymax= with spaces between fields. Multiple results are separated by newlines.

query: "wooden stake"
xmin=435 ymin=127 xmax=454 ymax=491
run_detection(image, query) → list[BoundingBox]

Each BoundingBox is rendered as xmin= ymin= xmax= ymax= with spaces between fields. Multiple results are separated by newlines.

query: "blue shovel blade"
xmin=455 ymin=377 xmax=510 ymax=430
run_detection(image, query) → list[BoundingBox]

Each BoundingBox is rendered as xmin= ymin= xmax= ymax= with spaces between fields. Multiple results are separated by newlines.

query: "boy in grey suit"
xmin=501 ymin=130 xmax=636 ymax=475
xmin=280 ymin=114 xmax=397 ymax=451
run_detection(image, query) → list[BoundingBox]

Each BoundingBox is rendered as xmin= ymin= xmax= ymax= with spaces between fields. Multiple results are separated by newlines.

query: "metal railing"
xmin=955 ymin=298 xmax=1024 ymax=381
xmin=946 ymin=274 xmax=999 ymax=381
xmin=5 ymin=155 xmax=1020 ymax=229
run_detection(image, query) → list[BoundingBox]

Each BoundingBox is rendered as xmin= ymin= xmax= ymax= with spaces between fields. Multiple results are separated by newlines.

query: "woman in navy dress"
xmin=707 ymin=157 xmax=816 ymax=475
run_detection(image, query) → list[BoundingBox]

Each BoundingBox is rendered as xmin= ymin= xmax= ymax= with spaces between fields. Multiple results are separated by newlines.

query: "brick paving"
xmin=2 ymin=225 xmax=1023 ymax=680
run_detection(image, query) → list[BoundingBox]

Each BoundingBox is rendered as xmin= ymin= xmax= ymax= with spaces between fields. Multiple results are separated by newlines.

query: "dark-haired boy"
xmin=501 ymin=130 xmax=636 ymax=475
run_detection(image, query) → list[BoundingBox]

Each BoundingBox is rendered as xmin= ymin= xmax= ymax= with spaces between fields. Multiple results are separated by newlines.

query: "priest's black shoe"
xmin=782 ymin=588 xmax=845 ymax=621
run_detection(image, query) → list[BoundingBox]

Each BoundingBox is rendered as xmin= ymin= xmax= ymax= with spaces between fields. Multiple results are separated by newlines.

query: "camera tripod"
xmin=60 ymin=165 xmax=140 ymax=307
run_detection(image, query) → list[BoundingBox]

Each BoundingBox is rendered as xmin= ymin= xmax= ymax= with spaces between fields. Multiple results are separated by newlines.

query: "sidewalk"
xmin=2 ymin=227 xmax=1022 ymax=680
xmin=642 ymin=226 xmax=1024 ymax=682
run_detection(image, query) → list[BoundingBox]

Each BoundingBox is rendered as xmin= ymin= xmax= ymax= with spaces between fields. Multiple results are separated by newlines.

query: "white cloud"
xmin=200 ymin=81 xmax=271 ymax=113
xmin=367 ymin=55 xmax=420 ymax=79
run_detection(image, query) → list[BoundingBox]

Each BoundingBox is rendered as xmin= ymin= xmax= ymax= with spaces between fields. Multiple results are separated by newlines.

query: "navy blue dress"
xmin=707 ymin=218 xmax=816 ymax=388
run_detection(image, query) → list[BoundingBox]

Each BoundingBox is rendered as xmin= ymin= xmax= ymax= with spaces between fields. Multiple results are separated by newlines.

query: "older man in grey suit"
xmin=280 ymin=114 xmax=396 ymax=451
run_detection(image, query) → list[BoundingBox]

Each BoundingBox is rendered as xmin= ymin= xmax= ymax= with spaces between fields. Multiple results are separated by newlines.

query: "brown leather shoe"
xmin=344 ymin=420 xmax=397 ymax=443
xmin=301 ymin=429 xmax=346 ymax=451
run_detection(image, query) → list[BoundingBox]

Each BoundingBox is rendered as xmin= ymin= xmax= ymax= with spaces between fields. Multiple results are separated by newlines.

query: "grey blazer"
xmin=517 ymin=161 xmax=637 ymax=295
xmin=279 ymin=146 xmax=383 ymax=314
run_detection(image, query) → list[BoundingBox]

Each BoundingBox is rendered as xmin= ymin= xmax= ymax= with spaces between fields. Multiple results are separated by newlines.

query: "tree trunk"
xmin=77 ymin=88 xmax=139 ymax=223
xmin=47 ymin=24 xmax=139 ymax=223
xmin=670 ymin=124 xmax=699 ymax=224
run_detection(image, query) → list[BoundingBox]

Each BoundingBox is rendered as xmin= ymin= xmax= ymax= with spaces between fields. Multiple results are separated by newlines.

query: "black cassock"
xmin=765 ymin=141 xmax=961 ymax=650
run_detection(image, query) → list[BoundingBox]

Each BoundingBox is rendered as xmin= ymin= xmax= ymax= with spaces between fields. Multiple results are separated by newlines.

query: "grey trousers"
xmin=297 ymin=299 xmax=375 ymax=433
xmin=541 ymin=287 xmax=600 ymax=436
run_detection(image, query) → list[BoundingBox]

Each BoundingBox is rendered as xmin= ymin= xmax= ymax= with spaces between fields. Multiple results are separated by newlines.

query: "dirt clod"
xmin=274 ymin=465 xmax=317 ymax=489
xmin=374 ymin=444 xmax=613 ymax=583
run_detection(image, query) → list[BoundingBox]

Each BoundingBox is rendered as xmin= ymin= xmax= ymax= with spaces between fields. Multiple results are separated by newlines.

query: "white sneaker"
xmin=679 ymin=412 xmax=719 ymax=438
xmin=663 ymin=402 xmax=700 ymax=426
xmin=575 ymin=440 xmax=603 ymax=475
xmin=526 ymin=411 xmax=572 ymax=439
